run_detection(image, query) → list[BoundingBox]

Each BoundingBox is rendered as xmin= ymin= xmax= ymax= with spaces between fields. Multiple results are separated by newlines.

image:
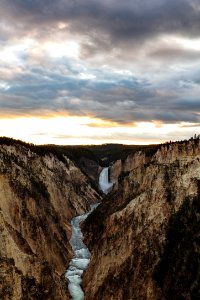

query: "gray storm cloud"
xmin=1 ymin=0 xmax=200 ymax=40
xmin=0 ymin=0 xmax=200 ymax=125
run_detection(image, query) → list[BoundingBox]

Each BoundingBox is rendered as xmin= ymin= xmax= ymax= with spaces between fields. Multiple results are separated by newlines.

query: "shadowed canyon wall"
xmin=83 ymin=139 xmax=200 ymax=300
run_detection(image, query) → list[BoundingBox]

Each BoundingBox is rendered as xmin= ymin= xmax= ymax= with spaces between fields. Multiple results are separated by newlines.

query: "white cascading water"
xmin=65 ymin=204 xmax=98 ymax=300
xmin=99 ymin=167 xmax=113 ymax=194
xmin=65 ymin=167 xmax=113 ymax=299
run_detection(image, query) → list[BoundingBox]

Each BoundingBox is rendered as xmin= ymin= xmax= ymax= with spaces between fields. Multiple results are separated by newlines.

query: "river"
xmin=65 ymin=167 xmax=113 ymax=299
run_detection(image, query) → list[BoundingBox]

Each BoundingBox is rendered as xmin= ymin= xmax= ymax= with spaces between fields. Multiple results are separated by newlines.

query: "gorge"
xmin=82 ymin=139 xmax=200 ymax=299
xmin=65 ymin=167 xmax=113 ymax=299
xmin=0 ymin=137 xmax=199 ymax=299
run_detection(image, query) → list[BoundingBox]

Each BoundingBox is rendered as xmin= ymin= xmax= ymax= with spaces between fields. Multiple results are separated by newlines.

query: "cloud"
xmin=179 ymin=123 xmax=200 ymax=128
xmin=149 ymin=45 xmax=200 ymax=63
xmin=1 ymin=0 xmax=200 ymax=68
xmin=1 ymin=1 xmax=200 ymax=46
xmin=1 ymin=61 xmax=200 ymax=125
xmin=0 ymin=0 xmax=200 ymax=136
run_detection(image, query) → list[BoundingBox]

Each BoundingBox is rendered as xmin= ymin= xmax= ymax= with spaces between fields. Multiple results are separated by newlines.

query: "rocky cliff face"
xmin=110 ymin=150 xmax=152 ymax=183
xmin=76 ymin=157 xmax=102 ymax=189
xmin=83 ymin=139 xmax=200 ymax=300
xmin=0 ymin=144 xmax=100 ymax=300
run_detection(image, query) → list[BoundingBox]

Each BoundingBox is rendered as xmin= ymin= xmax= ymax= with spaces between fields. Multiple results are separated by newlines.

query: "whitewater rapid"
xmin=65 ymin=167 xmax=113 ymax=299
xmin=65 ymin=204 xmax=98 ymax=300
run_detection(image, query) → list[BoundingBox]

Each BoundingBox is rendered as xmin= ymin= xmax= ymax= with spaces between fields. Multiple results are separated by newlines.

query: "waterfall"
xmin=65 ymin=167 xmax=113 ymax=299
xmin=99 ymin=167 xmax=113 ymax=194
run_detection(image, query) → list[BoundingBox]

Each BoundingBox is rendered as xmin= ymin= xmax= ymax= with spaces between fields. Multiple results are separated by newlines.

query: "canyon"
xmin=65 ymin=166 xmax=112 ymax=300
xmin=83 ymin=139 xmax=200 ymax=299
xmin=0 ymin=142 xmax=100 ymax=299
xmin=0 ymin=137 xmax=200 ymax=299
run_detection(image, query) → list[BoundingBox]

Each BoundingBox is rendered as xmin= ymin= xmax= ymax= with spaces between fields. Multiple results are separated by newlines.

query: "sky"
xmin=0 ymin=0 xmax=200 ymax=145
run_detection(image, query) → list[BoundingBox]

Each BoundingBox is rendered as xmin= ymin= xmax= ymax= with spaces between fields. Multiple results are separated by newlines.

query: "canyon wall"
xmin=77 ymin=157 xmax=102 ymax=189
xmin=83 ymin=139 xmax=200 ymax=300
xmin=0 ymin=144 xmax=100 ymax=299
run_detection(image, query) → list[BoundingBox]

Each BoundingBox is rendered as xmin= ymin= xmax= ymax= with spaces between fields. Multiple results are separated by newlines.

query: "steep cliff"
xmin=83 ymin=139 xmax=200 ymax=300
xmin=110 ymin=148 xmax=157 ymax=183
xmin=0 ymin=143 xmax=100 ymax=299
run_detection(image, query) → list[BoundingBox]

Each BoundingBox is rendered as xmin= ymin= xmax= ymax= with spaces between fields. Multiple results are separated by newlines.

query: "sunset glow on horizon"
xmin=0 ymin=114 xmax=198 ymax=146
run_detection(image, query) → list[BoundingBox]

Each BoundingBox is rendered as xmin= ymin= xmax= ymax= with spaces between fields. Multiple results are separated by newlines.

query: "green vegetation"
xmin=0 ymin=136 xmax=99 ymax=164
xmin=86 ymin=143 xmax=161 ymax=165
xmin=0 ymin=135 xmax=199 ymax=167
xmin=0 ymin=136 xmax=32 ymax=147
xmin=0 ymin=136 xmax=162 ymax=166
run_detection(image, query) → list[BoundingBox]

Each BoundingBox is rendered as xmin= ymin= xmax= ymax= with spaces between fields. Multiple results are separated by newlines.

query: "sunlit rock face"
xmin=110 ymin=151 xmax=150 ymax=184
xmin=0 ymin=144 xmax=100 ymax=299
xmin=83 ymin=139 xmax=200 ymax=300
